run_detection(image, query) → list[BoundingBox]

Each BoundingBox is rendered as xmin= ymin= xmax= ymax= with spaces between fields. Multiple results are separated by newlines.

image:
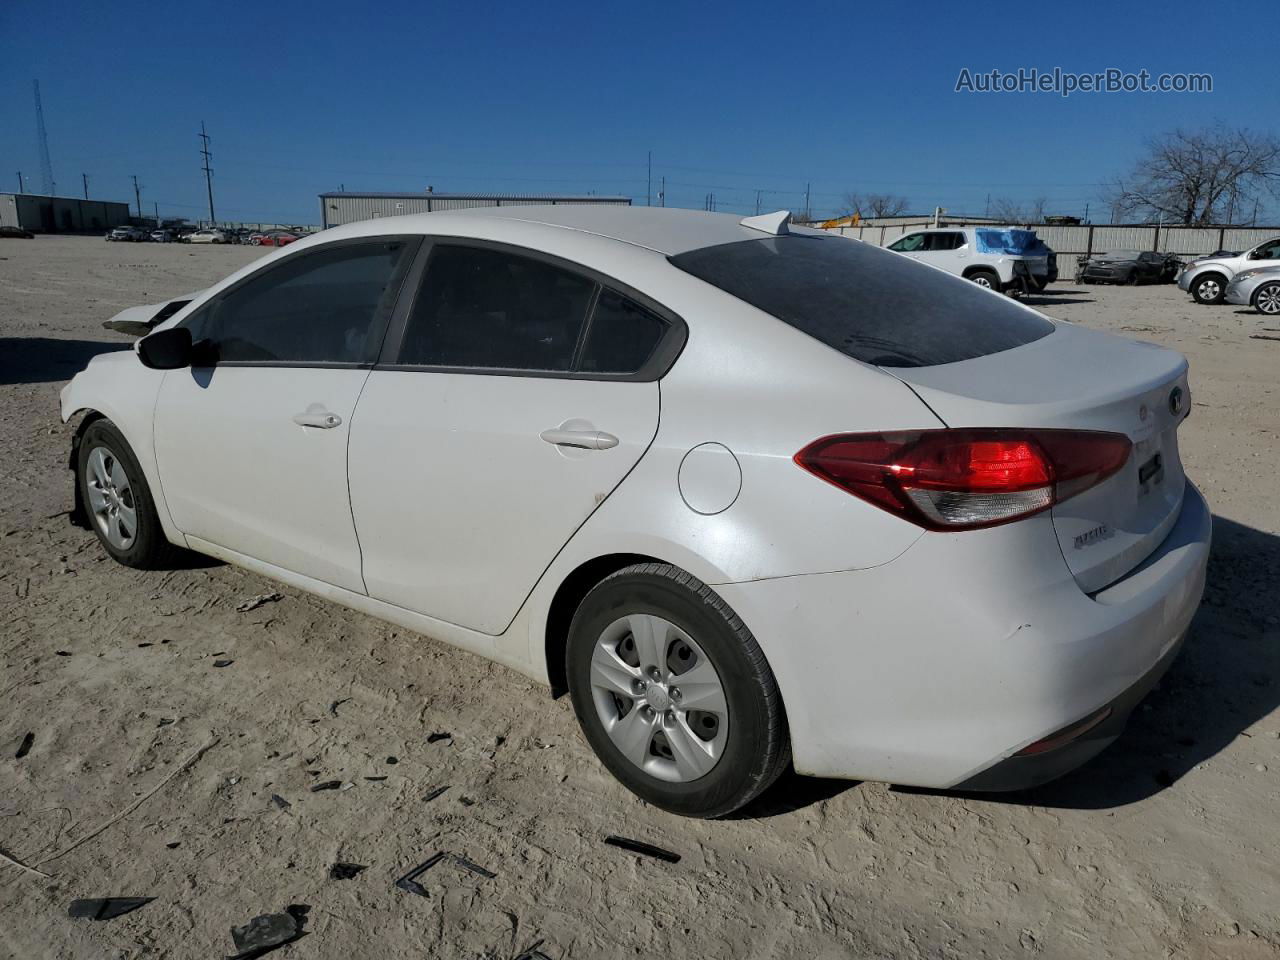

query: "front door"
xmin=153 ymin=236 xmax=418 ymax=591
xmin=349 ymin=241 xmax=677 ymax=635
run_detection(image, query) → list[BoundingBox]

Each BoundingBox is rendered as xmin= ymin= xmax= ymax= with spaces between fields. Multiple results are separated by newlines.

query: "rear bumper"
xmin=716 ymin=482 xmax=1211 ymax=788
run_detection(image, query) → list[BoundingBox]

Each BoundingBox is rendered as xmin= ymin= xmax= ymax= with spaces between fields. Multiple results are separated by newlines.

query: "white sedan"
xmin=186 ymin=229 xmax=229 ymax=244
xmin=61 ymin=206 xmax=1210 ymax=817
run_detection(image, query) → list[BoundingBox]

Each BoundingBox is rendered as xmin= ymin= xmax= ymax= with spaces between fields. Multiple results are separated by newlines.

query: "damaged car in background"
xmin=887 ymin=226 xmax=1057 ymax=294
xmin=1076 ymin=250 xmax=1181 ymax=285
xmin=61 ymin=206 xmax=1210 ymax=818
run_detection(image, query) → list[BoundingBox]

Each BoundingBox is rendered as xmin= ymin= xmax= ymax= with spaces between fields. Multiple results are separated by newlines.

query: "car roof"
xmin=329 ymin=206 xmax=812 ymax=256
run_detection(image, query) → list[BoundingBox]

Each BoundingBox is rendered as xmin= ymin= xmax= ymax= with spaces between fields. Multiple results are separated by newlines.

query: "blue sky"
xmin=0 ymin=0 xmax=1273 ymax=225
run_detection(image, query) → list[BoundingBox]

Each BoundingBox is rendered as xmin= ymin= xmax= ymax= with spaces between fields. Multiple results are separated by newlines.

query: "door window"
xmin=927 ymin=232 xmax=966 ymax=251
xmin=888 ymin=233 xmax=925 ymax=252
xmin=188 ymin=239 xmax=415 ymax=364
xmin=1251 ymin=239 xmax=1280 ymax=260
xmin=398 ymin=245 xmax=595 ymax=371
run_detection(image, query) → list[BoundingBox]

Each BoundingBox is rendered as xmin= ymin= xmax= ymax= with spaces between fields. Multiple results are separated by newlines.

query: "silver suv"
xmin=1177 ymin=237 xmax=1280 ymax=304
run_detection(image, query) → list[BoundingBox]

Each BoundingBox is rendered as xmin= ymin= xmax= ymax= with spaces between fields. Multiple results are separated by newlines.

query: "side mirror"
xmin=137 ymin=327 xmax=193 ymax=369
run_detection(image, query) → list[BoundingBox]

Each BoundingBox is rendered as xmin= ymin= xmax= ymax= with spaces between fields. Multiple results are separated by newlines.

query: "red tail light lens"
xmin=794 ymin=429 xmax=1132 ymax=531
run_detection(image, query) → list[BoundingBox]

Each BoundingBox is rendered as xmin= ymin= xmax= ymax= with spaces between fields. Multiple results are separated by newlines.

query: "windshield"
xmin=669 ymin=235 xmax=1054 ymax=368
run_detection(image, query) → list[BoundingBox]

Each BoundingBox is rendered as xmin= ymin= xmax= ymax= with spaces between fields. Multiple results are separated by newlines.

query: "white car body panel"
xmin=154 ymin=366 xmax=371 ymax=592
xmin=59 ymin=205 xmax=1211 ymax=790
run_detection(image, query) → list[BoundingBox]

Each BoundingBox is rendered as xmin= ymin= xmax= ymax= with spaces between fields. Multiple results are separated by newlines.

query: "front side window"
xmin=1252 ymin=239 xmax=1280 ymax=260
xmin=888 ymin=233 xmax=925 ymax=252
xmin=189 ymin=239 xmax=414 ymax=364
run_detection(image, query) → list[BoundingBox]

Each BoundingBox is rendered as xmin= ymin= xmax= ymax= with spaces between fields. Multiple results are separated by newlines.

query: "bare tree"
xmin=841 ymin=192 xmax=911 ymax=219
xmin=987 ymin=196 xmax=1048 ymax=223
xmin=1109 ymin=125 xmax=1280 ymax=225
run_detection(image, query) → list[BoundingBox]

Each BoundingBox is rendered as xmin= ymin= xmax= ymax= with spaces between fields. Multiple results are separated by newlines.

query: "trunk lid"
xmin=883 ymin=322 xmax=1189 ymax=592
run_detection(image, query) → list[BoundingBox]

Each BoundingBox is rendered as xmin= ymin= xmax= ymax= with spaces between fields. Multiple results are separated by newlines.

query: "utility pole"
xmin=154 ymin=201 xmax=159 ymax=221
xmin=82 ymin=173 xmax=89 ymax=199
xmin=33 ymin=80 xmax=55 ymax=196
xmin=985 ymin=193 xmax=991 ymax=217
xmin=646 ymin=151 xmax=651 ymax=207
xmin=659 ymin=176 xmax=665 ymax=207
xmin=1083 ymin=202 xmax=1090 ymax=223
xmin=804 ymin=182 xmax=811 ymax=221
xmin=17 ymin=171 xmax=26 ymax=193
xmin=199 ymin=121 xmax=216 ymax=224
xmin=755 ymin=190 xmax=762 ymax=215
xmin=131 ymin=175 xmax=141 ymax=218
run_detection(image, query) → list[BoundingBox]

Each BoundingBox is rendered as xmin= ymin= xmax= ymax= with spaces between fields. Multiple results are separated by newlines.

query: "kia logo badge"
xmin=1138 ymin=404 xmax=1149 ymax=422
xmin=1169 ymin=387 xmax=1185 ymax=416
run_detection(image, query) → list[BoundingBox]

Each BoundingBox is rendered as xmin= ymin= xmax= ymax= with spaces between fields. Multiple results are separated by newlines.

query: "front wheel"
xmin=77 ymin=419 xmax=184 ymax=569
xmin=1255 ymin=282 xmax=1280 ymax=315
xmin=566 ymin=563 xmax=790 ymax=818
xmin=1191 ymin=273 xmax=1227 ymax=304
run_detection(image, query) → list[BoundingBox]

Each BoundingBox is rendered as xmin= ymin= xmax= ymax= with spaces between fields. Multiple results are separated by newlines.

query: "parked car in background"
xmin=258 ymin=231 xmax=300 ymax=247
xmin=886 ymin=226 xmax=1054 ymax=294
xmin=1225 ymin=265 xmax=1280 ymax=315
xmin=1077 ymin=250 xmax=1177 ymax=285
xmin=150 ymin=229 xmax=176 ymax=243
xmin=107 ymin=226 xmax=149 ymax=242
xmin=0 ymin=225 xmax=35 ymax=239
xmin=61 ymin=206 xmax=1209 ymax=818
xmin=187 ymin=229 xmax=230 ymax=244
xmin=1177 ymin=237 xmax=1280 ymax=304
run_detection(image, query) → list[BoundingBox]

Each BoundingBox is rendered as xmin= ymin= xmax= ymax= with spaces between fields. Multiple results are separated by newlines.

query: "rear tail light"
xmin=794 ymin=428 xmax=1131 ymax=531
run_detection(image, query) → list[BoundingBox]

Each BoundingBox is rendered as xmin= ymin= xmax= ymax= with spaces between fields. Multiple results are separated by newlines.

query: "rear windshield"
xmin=669 ymin=235 xmax=1054 ymax=368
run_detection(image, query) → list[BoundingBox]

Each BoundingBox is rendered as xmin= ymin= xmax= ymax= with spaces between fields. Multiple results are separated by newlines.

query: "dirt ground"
xmin=2 ymin=236 xmax=1278 ymax=960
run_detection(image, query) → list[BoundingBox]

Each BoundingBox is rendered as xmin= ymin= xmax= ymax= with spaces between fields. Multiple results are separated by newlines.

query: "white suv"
xmin=1177 ymin=237 xmax=1280 ymax=304
xmin=887 ymin=227 xmax=1053 ymax=294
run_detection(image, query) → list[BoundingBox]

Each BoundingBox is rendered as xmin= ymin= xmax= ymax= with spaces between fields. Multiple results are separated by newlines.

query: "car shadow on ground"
xmin=0 ymin=337 xmax=130 ymax=386
xmin=744 ymin=514 xmax=1277 ymax=818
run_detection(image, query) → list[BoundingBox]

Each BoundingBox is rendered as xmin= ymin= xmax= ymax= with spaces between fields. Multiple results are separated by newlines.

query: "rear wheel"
xmin=566 ymin=563 xmax=789 ymax=818
xmin=967 ymin=269 xmax=1001 ymax=292
xmin=77 ymin=419 xmax=183 ymax=569
xmin=1253 ymin=282 xmax=1280 ymax=315
xmin=1191 ymin=273 xmax=1227 ymax=304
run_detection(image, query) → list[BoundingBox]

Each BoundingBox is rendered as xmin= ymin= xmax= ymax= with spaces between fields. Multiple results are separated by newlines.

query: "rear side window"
xmin=669 ymin=236 xmax=1054 ymax=368
xmin=399 ymin=245 xmax=595 ymax=371
xmin=577 ymin=289 xmax=667 ymax=374
xmin=190 ymin=240 xmax=413 ymax=364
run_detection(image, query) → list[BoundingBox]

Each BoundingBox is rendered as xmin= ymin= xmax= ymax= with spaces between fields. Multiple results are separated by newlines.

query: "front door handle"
xmin=540 ymin=427 xmax=619 ymax=450
xmin=293 ymin=409 xmax=343 ymax=429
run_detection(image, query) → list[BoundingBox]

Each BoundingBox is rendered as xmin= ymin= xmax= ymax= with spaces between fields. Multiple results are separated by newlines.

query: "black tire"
xmin=1124 ymin=270 xmax=1138 ymax=286
xmin=1191 ymin=272 xmax=1227 ymax=304
xmin=566 ymin=563 xmax=790 ymax=818
xmin=967 ymin=268 xmax=1001 ymax=292
xmin=1253 ymin=281 xmax=1280 ymax=316
xmin=77 ymin=419 xmax=184 ymax=569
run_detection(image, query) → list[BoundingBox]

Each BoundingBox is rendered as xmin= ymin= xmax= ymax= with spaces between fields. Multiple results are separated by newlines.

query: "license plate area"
xmin=1137 ymin=451 xmax=1164 ymax=495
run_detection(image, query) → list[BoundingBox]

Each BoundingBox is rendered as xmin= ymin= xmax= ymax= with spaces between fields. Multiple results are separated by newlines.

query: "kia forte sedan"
xmin=61 ymin=206 xmax=1210 ymax=817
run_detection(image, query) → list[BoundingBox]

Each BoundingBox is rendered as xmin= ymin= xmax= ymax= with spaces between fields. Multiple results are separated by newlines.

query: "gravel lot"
xmin=2 ymin=236 xmax=1278 ymax=960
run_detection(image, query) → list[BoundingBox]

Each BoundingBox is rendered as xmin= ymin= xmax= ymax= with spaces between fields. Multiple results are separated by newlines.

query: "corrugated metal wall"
xmin=821 ymin=220 xmax=1280 ymax=258
xmin=320 ymin=194 xmax=631 ymax=228
xmin=0 ymin=194 xmax=131 ymax=232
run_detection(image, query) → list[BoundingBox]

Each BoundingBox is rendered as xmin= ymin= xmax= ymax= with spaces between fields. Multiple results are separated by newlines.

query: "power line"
xmin=200 ymin=121 xmax=216 ymax=224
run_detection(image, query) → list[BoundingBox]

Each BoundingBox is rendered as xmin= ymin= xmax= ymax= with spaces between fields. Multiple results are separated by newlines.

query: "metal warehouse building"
xmin=0 ymin=193 xmax=132 ymax=233
xmin=319 ymin=192 xmax=631 ymax=229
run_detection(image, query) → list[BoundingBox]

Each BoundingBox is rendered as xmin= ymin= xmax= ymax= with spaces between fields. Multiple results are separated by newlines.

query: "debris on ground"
xmin=329 ymin=697 xmax=351 ymax=716
xmin=329 ymin=862 xmax=367 ymax=880
xmin=68 ymin=897 xmax=155 ymax=920
xmin=270 ymin=794 xmax=292 ymax=810
xmin=235 ymin=592 xmax=282 ymax=613
xmin=515 ymin=940 xmax=555 ymax=960
xmin=15 ymin=732 xmax=33 ymax=759
xmin=213 ymin=659 xmax=234 ymax=668
xmin=427 ymin=731 xmax=452 ymax=744
xmin=310 ymin=781 xmax=342 ymax=792
xmin=423 ymin=786 xmax=449 ymax=803
xmin=230 ymin=904 xmax=310 ymax=958
xmin=395 ymin=851 xmax=497 ymax=897
xmin=603 ymin=835 xmax=681 ymax=864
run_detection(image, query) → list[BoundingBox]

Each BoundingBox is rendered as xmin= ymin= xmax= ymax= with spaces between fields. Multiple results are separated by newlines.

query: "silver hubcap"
xmin=1257 ymin=285 xmax=1280 ymax=314
xmin=1198 ymin=279 xmax=1220 ymax=300
xmin=972 ymin=275 xmax=993 ymax=288
xmin=589 ymin=614 xmax=729 ymax=783
xmin=85 ymin=446 xmax=137 ymax=550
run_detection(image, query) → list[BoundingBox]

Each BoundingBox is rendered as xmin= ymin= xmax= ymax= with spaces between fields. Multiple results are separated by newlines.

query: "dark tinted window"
xmin=578 ymin=289 xmax=667 ymax=374
xmin=926 ymin=232 xmax=966 ymax=251
xmin=399 ymin=245 xmax=594 ymax=371
xmin=191 ymin=240 xmax=412 ymax=363
xmin=887 ymin=233 xmax=924 ymax=252
xmin=669 ymin=236 xmax=1054 ymax=368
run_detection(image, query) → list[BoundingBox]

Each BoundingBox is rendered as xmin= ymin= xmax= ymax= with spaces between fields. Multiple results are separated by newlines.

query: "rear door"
xmin=154 ymin=237 xmax=418 ymax=591
xmin=348 ymin=240 xmax=681 ymax=634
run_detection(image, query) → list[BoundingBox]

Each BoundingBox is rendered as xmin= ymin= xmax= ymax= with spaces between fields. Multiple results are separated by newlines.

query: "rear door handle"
xmin=540 ymin=427 xmax=619 ymax=450
xmin=293 ymin=409 xmax=343 ymax=429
